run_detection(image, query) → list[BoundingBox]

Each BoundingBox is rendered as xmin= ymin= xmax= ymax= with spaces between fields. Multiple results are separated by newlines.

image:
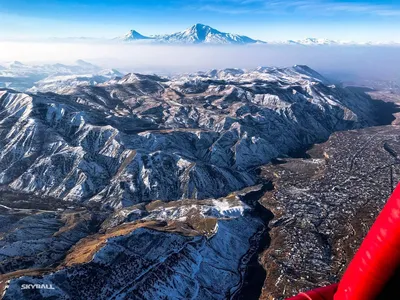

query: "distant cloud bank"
xmin=0 ymin=41 xmax=399 ymax=81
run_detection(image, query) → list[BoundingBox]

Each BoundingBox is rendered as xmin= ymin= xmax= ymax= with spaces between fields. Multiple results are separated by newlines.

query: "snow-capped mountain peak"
xmin=161 ymin=23 xmax=262 ymax=44
xmin=183 ymin=23 xmax=219 ymax=40
xmin=122 ymin=29 xmax=152 ymax=41
xmin=118 ymin=24 xmax=263 ymax=44
xmin=283 ymin=37 xmax=339 ymax=46
xmin=298 ymin=37 xmax=338 ymax=45
xmin=5 ymin=61 xmax=26 ymax=69
xmin=275 ymin=37 xmax=398 ymax=46
xmin=116 ymin=26 xmax=400 ymax=46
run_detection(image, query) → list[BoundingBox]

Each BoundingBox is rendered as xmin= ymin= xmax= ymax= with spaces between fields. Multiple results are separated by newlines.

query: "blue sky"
xmin=1 ymin=0 xmax=400 ymax=42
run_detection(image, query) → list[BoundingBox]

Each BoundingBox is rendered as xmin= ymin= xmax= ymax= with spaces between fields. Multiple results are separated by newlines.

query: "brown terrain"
xmin=0 ymin=193 xmax=231 ymax=298
xmin=0 ymin=217 xmax=209 ymax=297
xmin=257 ymin=92 xmax=400 ymax=299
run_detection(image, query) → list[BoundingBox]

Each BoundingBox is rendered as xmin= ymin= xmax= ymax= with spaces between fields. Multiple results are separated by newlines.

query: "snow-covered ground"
xmin=0 ymin=60 xmax=122 ymax=92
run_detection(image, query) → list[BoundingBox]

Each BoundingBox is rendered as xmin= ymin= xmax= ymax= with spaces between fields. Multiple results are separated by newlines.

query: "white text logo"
xmin=21 ymin=284 xmax=55 ymax=290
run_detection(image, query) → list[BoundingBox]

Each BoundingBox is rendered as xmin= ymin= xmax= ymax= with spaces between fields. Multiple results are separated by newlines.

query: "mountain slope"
xmin=0 ymin=66 xmax=383 ymax=208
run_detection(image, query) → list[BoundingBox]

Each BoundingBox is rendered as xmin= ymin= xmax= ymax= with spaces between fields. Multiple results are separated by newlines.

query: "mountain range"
xmin=0 ymin=60 xmax=122 ymax=92
xmin=118 ymin=23 xmax=400 ymax=46
xmin=0 ymin=64 xmax=398 ymax=299
xmin=120 ymin=23 xmax=263 ymax=44
xmin=0 ymin=65 xmax=384 ymax=208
